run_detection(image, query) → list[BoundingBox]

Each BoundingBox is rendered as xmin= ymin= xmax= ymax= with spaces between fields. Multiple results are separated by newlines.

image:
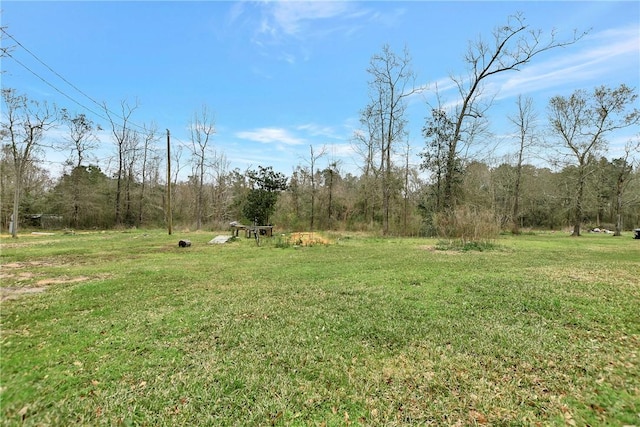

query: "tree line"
xmin=2 ymin=14 xmax=639 ymax=238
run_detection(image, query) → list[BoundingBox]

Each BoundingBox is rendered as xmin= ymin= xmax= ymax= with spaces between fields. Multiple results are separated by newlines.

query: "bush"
xmin=433 ymin=206 xmax=500 ymax=244
xmin=274 ymin=235 xmax=291 ymax=248
xmin=435 ymin=239 xmax=499 ymax=252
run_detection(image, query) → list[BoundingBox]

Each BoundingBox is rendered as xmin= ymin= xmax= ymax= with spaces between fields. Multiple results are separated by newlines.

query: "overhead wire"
xmin=1 ymin=29 xmax=227 ymax=180
xmin=3 ymin=51 xmax=112 ymax=125
xmin=2 ymin=28 xmax=107 ymax=117
xmin=1 ymin=28 xmax=157 ymax=136
xmin=1 ymin=33 xmax=172 ymax=175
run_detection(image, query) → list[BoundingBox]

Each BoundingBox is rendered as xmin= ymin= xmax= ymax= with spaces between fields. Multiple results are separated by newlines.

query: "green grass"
xmin=1 ymin=230 xmax=639 ymax=426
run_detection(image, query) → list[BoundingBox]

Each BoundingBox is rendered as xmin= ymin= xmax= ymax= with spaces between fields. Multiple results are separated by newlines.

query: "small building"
xmin=26 ymin=214 xmax=64 ymax=229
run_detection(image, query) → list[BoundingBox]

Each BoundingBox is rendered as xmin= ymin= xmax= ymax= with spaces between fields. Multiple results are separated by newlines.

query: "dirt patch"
xmin=36 ymin=276 xmax=90 ymax=286
xmin=0 ymin=271 xmax=36 ymax=279
xmin=1 ymin=260 xmax=56 ymax=269
xmin=0 ymin=276 xmax=92 ymax=301
xmin=0 ymin=239 xmax=59 ymax=249
xmin=1 ymin=287 xmax=47 ymax=301
xmin=418 ymin=245 xmax=462 ymax=255
xmin=1 ymin=261 xmax=59 ymax=286
xmin=1 ymin=274 xmax=99 ymax=301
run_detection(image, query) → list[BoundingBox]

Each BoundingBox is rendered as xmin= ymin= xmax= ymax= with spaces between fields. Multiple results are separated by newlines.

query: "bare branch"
xmin=440 ymin=13 xmax=587 ymax=209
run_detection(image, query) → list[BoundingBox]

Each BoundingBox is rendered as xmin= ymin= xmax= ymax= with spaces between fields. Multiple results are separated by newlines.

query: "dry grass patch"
xmin=0 ymin=234 xmax=61 ymax=249
xmin=287 ymin=232 xmax=331 ymax=246
xmin=535 ymin=265 xmax=639 ymax=287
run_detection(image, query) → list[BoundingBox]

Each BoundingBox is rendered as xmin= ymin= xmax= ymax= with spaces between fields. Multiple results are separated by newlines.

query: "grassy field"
xmin=1 ymin=229 xmax=638 ymax=426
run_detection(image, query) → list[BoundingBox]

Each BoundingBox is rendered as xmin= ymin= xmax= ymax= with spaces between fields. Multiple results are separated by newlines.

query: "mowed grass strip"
xmin=1 ymin=230 xmax=638 ymax=426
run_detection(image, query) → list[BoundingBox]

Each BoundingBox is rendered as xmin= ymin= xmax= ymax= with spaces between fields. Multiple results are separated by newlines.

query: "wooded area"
xmin=2 ymin=88 xmax=638 ymax=238
xmin=2 ymin=15 xmax=639 ymax=238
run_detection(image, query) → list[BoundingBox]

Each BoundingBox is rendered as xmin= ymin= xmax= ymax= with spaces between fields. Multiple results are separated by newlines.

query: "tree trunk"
xmin=72 ymin=170 xmax=80 ymax=228
xmin=197 ymin=170 xmax=204 ymax=230
xmin=115 ymin=153 xmax=123 ymax=225
xmin=512 ymin=162 xmax=522 ymax=235
xmin=614 ymin=178 xmax=623 ymax=236
xmin=11 ymin=179 xmax=20 ymax=238
xmin=572 ymin=166 xmax=586 ymax=236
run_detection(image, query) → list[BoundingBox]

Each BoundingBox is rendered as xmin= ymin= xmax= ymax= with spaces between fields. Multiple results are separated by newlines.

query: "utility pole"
xmin=166 ymin=129 xmax=172 ymax=235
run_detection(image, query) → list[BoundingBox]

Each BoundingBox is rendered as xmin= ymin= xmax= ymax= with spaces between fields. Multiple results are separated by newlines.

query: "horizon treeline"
xmin=2 ymin=128 xmax=639 ymax=236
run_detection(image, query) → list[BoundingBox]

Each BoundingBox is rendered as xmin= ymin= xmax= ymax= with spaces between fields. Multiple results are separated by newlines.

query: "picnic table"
xmin=230 ymin=224 xmax=273 ymax=238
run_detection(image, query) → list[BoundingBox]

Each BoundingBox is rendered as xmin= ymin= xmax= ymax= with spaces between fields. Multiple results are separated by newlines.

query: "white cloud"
xmin=235 ymin=127 xmax=305 ymax=145
xmin=266 ymin=1 xmax=354 ymax=37
xmin=367 ymin=7 xmax=406 ymax=28
xmin=296 ymin=123 xmax=340 ymax=139
xmin=328 ymin=142 xmax=357 ymax=159
xmin=493 ymin=24 xmax=639 ymax=99
xmin=226 ymin=2 xmax=247 ymax=27
xmin=246 ymin=1 xmax=377 ymax=63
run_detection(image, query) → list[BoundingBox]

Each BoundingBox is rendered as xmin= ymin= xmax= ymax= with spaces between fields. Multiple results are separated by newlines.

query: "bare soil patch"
xmin=1 ymin=261 xmax=55 ymax=269
xmin=0 ymin=271 xmax=36 ymax=280
xmin=1 ymin=287 xmax=48 ymax=301
xmin=35 ymin=276 xmax=90 ymax=286
xmin=0 ymin=276 xmax=92 ymax=301
xmin=1 ymin=260 xmax=99 ymax=300
xmin=418 ymin=245 xmax=462 ymax=255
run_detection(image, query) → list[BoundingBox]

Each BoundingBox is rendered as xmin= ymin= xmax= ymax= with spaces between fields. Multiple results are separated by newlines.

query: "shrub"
xmin=433 ymin=206 xmax=500 ymax=244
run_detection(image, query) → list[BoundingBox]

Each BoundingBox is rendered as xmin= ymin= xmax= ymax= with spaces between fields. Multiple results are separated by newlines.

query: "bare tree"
xmin=548 ymin=85 xmax=639 ymax=236
xmin=60 ymin=111 xmax=100 ymax=227
xmin=352 ymin=121 xmax=381 ymax=225
xmin=123 ymin=131 xmax=141 ymax=225
xmin=104 ymin=99 xmax=139 ymax=226
xmin=507 ymin=95 xmax=538 ymax=234
xmin=61 ymin=111 xmax=100 ymax=170
xmin=1 ymin=89 xmax=56 ymax=238
xmin=209 ymin=151 xmax=231 ymax=224
xmin=171 ymin=143 xmax=185 ymax=187
xmin=138 ymin=123 xmax=158 ymax=225
xmin=612 ymin=138 xmax=639 ymax=236
xmin=402 ymin=138 xmax=412 ymax=234
xmin=442 ymin=13 xmax=585 ymax=210
xmin=361 ymin=44 xmax=419 ymax=234
xmin=305 ymin=144 xmax=327 ymax=231
xmin=189 ymin=105 xmax=216 ymax=230
xmin=323 ymin=160 xmax=341 ymax=229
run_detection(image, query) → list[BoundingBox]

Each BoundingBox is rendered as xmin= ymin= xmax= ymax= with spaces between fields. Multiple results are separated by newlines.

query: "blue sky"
xmin=2 ymin=1 xmax=639 ymax=178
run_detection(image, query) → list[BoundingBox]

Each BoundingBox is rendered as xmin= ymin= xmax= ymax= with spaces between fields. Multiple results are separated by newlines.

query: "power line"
xmin=1 ymin=28 xmax=154 ymax=135
xmin=3 ymin=51 xmax=112 ymax=124
xmin=1 ymin=28 xmax=106 ymax=115
xmin=4 ymin=50 xmax=161 ymax=154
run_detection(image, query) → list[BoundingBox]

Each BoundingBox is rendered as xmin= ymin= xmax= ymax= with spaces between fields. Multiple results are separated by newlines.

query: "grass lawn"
xmin=1 ymin=229 xmax=638 ymax=426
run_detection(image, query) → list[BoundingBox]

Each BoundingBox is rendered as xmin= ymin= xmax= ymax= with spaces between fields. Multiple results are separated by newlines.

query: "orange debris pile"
xmin=288 ymin=232 xmax=331 ymax=246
